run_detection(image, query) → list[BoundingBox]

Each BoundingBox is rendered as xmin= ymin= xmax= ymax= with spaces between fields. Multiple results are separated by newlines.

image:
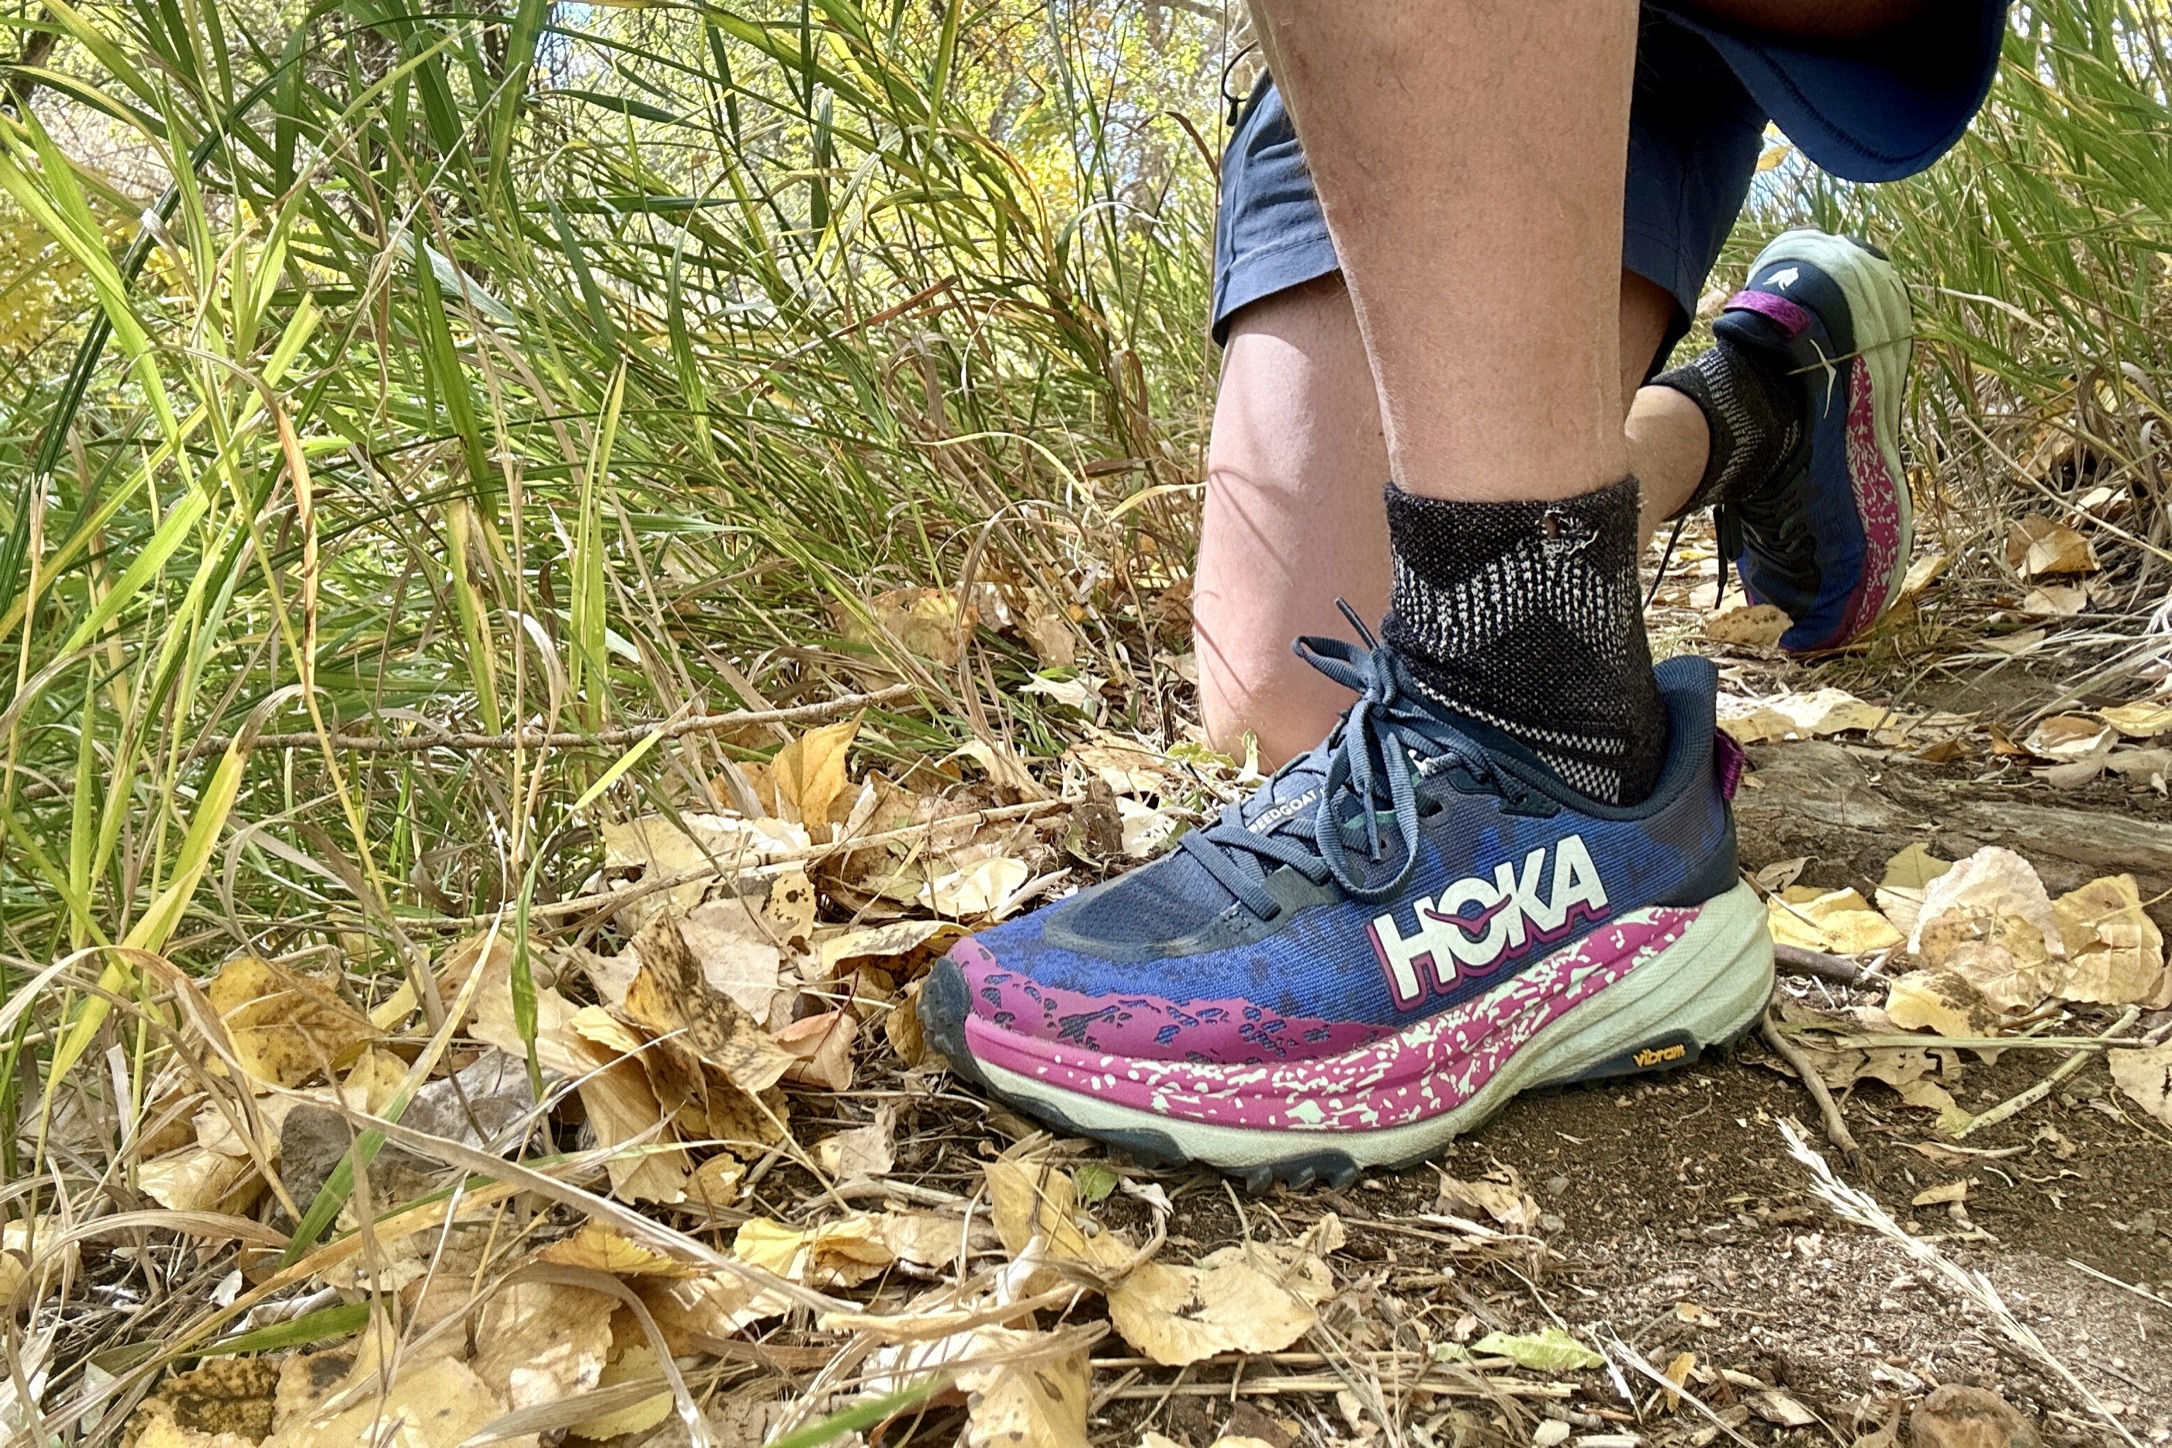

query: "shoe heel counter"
xmin=1662 ymin=809 xmax=1740 ymax=908
xmin=1653 ymin=684 xmax=1743 ymax=908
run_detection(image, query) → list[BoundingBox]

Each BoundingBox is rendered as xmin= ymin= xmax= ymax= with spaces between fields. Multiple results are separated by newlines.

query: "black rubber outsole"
xmin=919 ymin=956 xmax=1773 ymax=1192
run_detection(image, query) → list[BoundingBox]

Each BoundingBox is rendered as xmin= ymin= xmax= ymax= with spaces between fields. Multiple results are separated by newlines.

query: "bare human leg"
xmin=1193 ymin=1 xmax=1930 ymax=765
xmin=1197 ymin=270 xmax=1699 ymax=763
xmin=1245 ymin=1 xmax=1638 ymax=507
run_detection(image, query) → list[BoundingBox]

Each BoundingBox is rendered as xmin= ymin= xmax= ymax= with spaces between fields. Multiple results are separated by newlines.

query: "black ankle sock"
xmin=1653 ymin=327 xmax=1803 ymax=517
xmin=1380 ymin=477 xmax=1668 ymax=805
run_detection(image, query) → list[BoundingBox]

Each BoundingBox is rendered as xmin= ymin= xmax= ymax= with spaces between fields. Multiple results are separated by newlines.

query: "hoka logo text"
xmin=1368 ymin=835 xmax=1611 ymax=1008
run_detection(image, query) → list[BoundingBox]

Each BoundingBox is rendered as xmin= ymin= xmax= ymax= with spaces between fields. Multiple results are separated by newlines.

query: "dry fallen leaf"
xmin=868 ymin=1210 xmax=969 ymax=1269
xmin=1908 ymin=847 xmax=2063 ymax=1013
xmin=137 ymin=1144 xmax=265 ymax=1216
xmin=126 ymin=1358 xmax=280 ymax=1447
xmin=2021 ymin=584 xmax=2089 ymax=618
xmin=1434 ymin=1168 xmax=1541 ymax=1232
xmin=859 ymin=1323 xmax=1095 ymax=1448
xmin=1881 ymin=843 xmax=1952 ymax=892
xmin=1770 ymin=1005 xmax=1974 ymax=1134
xmin=616 ymin=914 xmax=793 ymax=1158
xmin=262 ymin=1355 xmax=529 ymax=1448
xmin=920 ymin=855 xmax=1032 ymax=919
xmin=1022 ymin=673 xmax=1101 ymax=711
xmin=1767 ymin=886 xmax=1904 ymax=956
xmin=1719 ymin=688 xmax=1904 ymax=745
xmin=624 ymin=915 xmax=796 ymax=1092
xmin=637 ymin=1269 xmax=795 ymax=1352
xmin=886 ymin=979 xmax=946 ymax=1070
xmin=2007 ymin=516 xmax=2097 ymax=577
xmin=1753 ymin=857 xmax=1809 ymax=893
xmin=369 ymin=933 xmax=505 ymax=1031
xmin=600 ymin=813 xmax=811 ymax=927
xmin=956 ymin=1327 xmax=1093 ymax=1448
xmin=1022 ymin=608 xmax=1080 ymax=671
xmin=819 ymin=918 xmax=966 ymax=981
xmin=1106 ymin=1239 xmax=1334 ymax=1367
xmin=2106 ymin=747 xmax=2172 ymax=784
xmin=2099 ymin=699 xmax=2172 ymax=739
xmin=951 ymin=737 xmax=1046 ymax=800
xmin=1899 ymin=552 xmax=1949 ymax=599
xmin=567 ymin=1342 xmax=674 ymax=1441
xmin=816 ymin=1106 xmax=896 ymax=1180
xmin=732 ymin=1214 xmax=894 ymax=1289
xmin=1885 ymin=971 xmax=2004 ymax=1044
xmin=1984 ymin=628 xmax=2049 ymax=657
xmin=1704 ymin=603 xmax=1790 ymax=647
xmin=848 ymin=585 xmax=968 ymax=667
xmin=1663 ymin=1351 xmax=1696 ymax=1414
xmin=563 ymin=1007 xmax=693 ymax=1205
xmin=1069 ymin=740 xmax=1179 ymax=798
xmin=206 ymin=956 xmax=379 ymax=1090
xmin=1876 ymin=844 xmax=1951 ymax=936
xmin=536 ymin=1220 xmax=691 ymax=1277
xmin=1910 ymin=1178 xmax=1975 ymax=1207
xmin=132 ymin=1420 xmax=255 ymax=1448
xmin=2023 ymin=714 xmax=2115 ymax=762
xmin=2050 ymin=874 xmax=2169 ymax=1007
xmin=676 ymin=898 xmax=785 ymax=1019
xmin=0 ymin=1216 xmax=78 ymax=1306
xmin=771 ymin=715 xmax=861 ymax=837
xmin=985 ymin=1154 xmax=1138 ymax=1285
xmin=471 ymin=1279 xmax=614 ymax=1412
xmin=1117 ymin=797 xmax=1182 ymax=859
xmin=774 ymin=1009 xmax=859 ymax=1092
xmin=1752 ymin=1390 xmax=1820 ymax=1429
xmin=2107 ymin=1042 xmax=2172 ymax=1129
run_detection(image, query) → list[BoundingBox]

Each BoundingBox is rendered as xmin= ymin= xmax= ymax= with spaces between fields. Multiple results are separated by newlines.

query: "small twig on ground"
xmin=189 ymin=683 xmax=922 ymax=759
xmin=1591 ymin=1326 xmax=1758 ymax=1448
xmin=1095 ymin=1375 xmax=1571 ymax=1401
xmin=1780 ymin=1120 xmax=2143 ymax=1448
xmin=1773 ymin=943 xmax=1869 ymax=986
xmin=2063 ymin=1259 xmax=2172 ymax=1311
xmin=1958 ymin=1005 xmax=2140 ymax=1138
xmin=1828 ymin=1031 xmax=2140 ymax=1051
xmin=794 ymin=1180 xmax=965 ymax=1214
xmin=1760 ymin=1012 xmax=1864 ymax=1168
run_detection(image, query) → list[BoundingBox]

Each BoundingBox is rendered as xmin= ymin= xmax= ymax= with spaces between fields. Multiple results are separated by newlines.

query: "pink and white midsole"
xmin=970 ymin=882 xmax=1773 ymax=1172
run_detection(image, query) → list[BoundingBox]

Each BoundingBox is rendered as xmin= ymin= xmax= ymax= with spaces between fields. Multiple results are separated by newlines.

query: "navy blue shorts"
xmin=1213 ymin=1 xmax=2009 ymax=361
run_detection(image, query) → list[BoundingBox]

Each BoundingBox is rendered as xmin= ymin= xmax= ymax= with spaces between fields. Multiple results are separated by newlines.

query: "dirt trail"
xmin=863 ymin=738 xmax=2172 ymax=1447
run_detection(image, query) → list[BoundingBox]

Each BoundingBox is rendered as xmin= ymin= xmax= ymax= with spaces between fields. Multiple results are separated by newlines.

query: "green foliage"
xmin=0 ymin=0 xmax=1220 ymax=997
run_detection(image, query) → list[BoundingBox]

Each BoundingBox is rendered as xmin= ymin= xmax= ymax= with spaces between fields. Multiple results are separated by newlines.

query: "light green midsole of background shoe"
xmin=1756 ymin=227 xmax=1917 ymax=622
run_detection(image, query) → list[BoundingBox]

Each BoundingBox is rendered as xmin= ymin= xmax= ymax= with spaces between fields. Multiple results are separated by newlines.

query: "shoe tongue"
xmin=1234 ymin=751 xmax=1333 ymax=840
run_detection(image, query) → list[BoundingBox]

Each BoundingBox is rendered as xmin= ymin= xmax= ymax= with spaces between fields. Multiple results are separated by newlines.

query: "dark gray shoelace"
xmin=1176 ymin=619 xmax=1497 ymax=918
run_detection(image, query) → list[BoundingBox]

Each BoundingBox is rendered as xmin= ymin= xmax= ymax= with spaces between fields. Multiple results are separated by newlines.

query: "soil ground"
xmin=785 ymin=725 xmax=2172 ymax=1448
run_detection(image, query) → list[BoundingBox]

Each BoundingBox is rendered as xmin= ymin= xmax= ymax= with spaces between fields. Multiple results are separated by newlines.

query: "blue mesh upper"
xmin=965 ymin=655 xmax=1736 ymax=1031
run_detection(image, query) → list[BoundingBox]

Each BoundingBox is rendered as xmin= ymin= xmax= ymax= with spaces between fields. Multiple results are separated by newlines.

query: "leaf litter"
xmin=29 ymin=633 xmax=2172 ymax=1448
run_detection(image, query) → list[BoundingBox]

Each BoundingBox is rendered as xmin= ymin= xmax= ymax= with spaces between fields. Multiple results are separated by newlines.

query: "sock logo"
xmin=1368 ymin=834 xmax=1611 ymax=1008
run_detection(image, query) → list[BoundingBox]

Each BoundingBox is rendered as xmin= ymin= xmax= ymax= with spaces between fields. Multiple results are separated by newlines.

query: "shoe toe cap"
xmin=918 ymin=944 xmax=983 ymax=1082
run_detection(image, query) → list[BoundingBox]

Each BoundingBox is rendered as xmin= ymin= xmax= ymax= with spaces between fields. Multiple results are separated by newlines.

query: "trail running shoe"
xmin=919 ymin=635 xmax=1774 ymax=1189
xmin=1716 ymin=229 xmax=1914 ymax=652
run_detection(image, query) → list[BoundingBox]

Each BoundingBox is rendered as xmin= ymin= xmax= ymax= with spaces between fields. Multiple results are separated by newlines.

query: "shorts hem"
xmin=1212 ymin=235 xmax=1341 ymax=344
